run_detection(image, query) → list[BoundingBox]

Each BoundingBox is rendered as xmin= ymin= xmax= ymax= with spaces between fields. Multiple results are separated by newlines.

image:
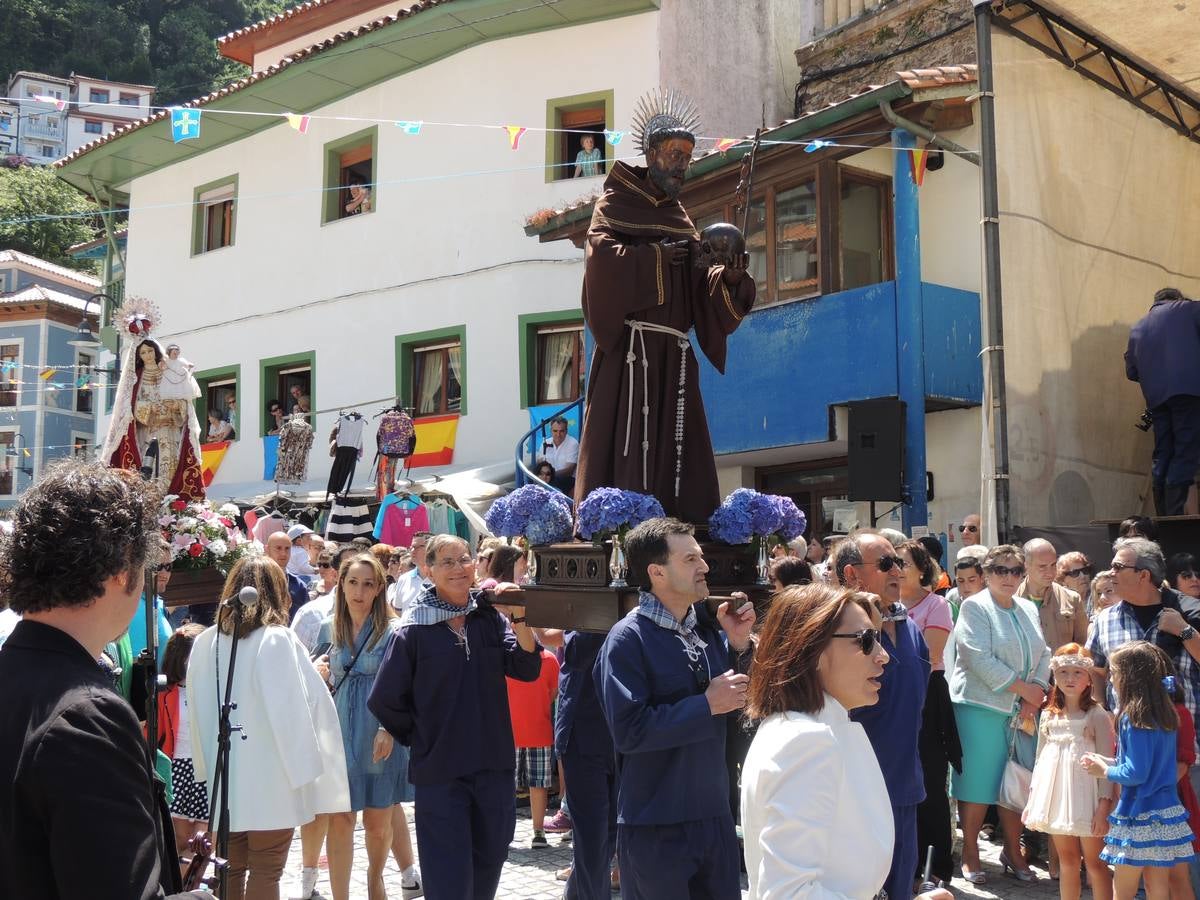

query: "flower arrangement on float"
xmin=708 ymin=488 xmax=807 ymax=584
xmin=159 ymin=496 xmax=255 ymax=572
xmin=576 ymin=487 xmax=665 ymax=587
xmin=485 ymin=484 xmax=574 ymax=580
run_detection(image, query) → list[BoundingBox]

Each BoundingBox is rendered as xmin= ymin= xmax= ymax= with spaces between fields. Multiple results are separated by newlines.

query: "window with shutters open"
xmin=322 ymin=126 xmax=377 ymax=224
xmin=191 ymin=175 xmax=238 ymax=255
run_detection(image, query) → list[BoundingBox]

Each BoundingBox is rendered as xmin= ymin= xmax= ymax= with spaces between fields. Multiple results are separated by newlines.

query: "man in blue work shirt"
xmin=1126 ymin=287 xmax=1200 ymax=515
xmin=837 ymin=530 xmax=930 ymax=899
xmin=595 ymin=517 xmax=755 ymax=900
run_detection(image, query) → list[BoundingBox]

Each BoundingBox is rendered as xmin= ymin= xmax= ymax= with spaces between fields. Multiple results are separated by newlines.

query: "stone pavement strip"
xmin=277 ymin=804 xmax=1063 ymax=899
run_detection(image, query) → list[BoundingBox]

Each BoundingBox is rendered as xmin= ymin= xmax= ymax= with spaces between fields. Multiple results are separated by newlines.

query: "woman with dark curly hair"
xmin=188 ymin=556 xmax=350 ymax=900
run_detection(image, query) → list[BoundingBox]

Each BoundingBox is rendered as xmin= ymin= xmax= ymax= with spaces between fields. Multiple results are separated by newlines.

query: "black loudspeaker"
xmin=847 ymin=399 xmax=905 ymax=502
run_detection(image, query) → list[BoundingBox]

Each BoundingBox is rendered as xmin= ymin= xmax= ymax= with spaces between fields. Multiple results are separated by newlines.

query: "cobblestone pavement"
xmin=276 ymin=805 xmax=1064 ymax=899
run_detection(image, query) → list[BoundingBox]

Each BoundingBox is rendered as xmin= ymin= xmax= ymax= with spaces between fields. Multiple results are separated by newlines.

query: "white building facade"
xmin=57 ymin=0 xmax=803 ymax=500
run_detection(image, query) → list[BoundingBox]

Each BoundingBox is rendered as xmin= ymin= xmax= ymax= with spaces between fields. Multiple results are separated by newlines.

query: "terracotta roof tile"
xmin=896 ymin=64 xmax=978 ymax=89
xmin=0 ymin=284 xmax=93 ymax=312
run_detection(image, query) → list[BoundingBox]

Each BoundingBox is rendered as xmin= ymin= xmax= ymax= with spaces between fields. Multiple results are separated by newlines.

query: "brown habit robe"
xmin=574 ymin=161 xmax=756 ymax=523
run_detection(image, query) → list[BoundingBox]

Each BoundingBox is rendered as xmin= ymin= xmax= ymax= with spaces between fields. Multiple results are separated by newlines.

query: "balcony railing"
xmin=23 ymin=119 xmax=62 ymax=140
xmin=823 ymin=0 xmax=887 ymax=33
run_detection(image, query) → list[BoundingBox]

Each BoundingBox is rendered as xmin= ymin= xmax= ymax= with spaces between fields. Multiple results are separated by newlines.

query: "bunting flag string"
xmin=170 ymin=108 xmax=202 ymax=143
xmin=32 ymin=94 xmax=67 ymax=112
xmin=504 ymin=125 xmax=527 ymax=150
xmin=396 ymin=120 xmax=423 ymax=135
xmin=603 ymin=129 xmax=626 ymax=146
xmin=713 ymin=138 xmax=740 ymax=153
xmin=908 ymin=146 xmax=930 ymax=187
xmin=286 ymin=113 xmax=311 ymax=134
xmin=38 ymin=368 xmax=56 ymax=381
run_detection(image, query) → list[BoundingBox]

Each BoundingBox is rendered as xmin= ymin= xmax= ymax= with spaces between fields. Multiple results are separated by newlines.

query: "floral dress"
xmin=318 ymin=616 xmax=412 ymax=810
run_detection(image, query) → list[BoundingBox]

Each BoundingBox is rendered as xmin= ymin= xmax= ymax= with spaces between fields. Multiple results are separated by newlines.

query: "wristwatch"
xmin=1180 ymin=625 xmax=1196 ymax=642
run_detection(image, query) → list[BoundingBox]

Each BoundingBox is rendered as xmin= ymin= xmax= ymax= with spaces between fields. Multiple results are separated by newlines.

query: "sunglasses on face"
xmin=987 ymin=564 xmax=1026 ymax=577
xmin=959 ymin=524 xmax=979 ymax=533
xmin=832 ymin=628 xmax=880 ymax=655
xmin=156 ymin=564 xmax=172 ymax=572
xmin=1110 ymin=561 xmax=1144 ymax=575
xmin=1062 ymin=567 xmax=1093 ymax=579
xmin=318 ymin=562 xmax=334 ymax=570
xmin=1178 ymin=571 xmax=1200 ymax=581
xmin=866 ymin=555 xmax=907 ymax=573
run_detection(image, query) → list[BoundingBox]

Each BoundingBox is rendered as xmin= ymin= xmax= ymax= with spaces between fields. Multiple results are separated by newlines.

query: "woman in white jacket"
xmin=740 ymin=584 xmax=954 ymax=900
xmin=188 ymin=555 xmax=350 ymax=900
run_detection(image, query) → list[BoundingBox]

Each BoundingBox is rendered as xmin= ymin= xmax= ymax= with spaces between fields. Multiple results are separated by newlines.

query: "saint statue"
xmin=102 ymin=300 xmax=205 ymax=501
xmin=574 ymin=89 xmax=755 ymax=523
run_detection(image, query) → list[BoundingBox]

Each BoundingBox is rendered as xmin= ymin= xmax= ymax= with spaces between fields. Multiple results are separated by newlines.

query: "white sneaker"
xmin=401 ymin=865 xmax=423 ymax=899
xmin=297 ymin=866 xmax=318 ymax=899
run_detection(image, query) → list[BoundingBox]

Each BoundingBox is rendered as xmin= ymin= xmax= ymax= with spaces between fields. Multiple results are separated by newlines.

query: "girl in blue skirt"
xmin=1082 ymin=640 xmax=1194 ymax=900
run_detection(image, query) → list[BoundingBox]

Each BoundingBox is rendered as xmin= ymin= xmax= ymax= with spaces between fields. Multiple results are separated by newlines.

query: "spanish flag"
xmin=200 ymin=440 xmax=231 ymax=487
xmin=409 ymin=414 xmax=459 ymax=468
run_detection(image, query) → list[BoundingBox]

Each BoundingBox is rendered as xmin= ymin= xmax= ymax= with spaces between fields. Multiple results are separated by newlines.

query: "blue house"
xmin=0 ymin=250 xmax=101 ymax=506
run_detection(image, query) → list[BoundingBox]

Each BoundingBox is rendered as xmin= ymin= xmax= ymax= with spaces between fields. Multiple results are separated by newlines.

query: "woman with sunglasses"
xmin=1167 ymin=553 xmax=1200 ymax=600
xmin=1056 ymin=552 xmax=1095 ymax=604
xmin=740 ymin=584 xmax=952 ymax=900
xmin=948 ymin=544 xmax=1051 ymax=884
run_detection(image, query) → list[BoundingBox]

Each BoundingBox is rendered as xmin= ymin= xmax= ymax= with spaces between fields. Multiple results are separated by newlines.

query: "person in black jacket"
xmin=0 ymin=460 xmax=207 ymax=900
xmin=1126 ymin=287 xmax=1200 ymax=514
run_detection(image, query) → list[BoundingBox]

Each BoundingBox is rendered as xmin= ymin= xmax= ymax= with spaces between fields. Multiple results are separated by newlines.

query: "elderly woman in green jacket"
xmin=947 ymin=544 xmax=1050 ymax=884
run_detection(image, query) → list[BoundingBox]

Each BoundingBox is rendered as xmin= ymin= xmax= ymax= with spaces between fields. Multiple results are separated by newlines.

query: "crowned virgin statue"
xmin=101 ymin=298 xmax=206 ymax=501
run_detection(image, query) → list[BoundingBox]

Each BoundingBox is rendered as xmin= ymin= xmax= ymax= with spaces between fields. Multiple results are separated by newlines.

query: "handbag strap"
xmin=330 ymin=627 xmax=372 ymax=698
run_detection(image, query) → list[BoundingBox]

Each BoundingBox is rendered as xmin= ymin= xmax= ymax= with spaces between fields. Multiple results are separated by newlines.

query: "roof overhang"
xmin=995 ymin=1 xmax=1200 ymax=143
xmin=55 ymin=0 xmax=660 ymax=196
xmin=525 ymin=77 xmax=977 ymax=244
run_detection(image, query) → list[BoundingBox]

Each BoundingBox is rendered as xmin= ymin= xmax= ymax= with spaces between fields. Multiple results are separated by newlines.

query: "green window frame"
xmin=259 ymin=351 xmax=316 ymax=436
xmin=394 ymin=325 xmax=467 ymax=416
xmin=544 ymin=89 xmax=614 ymax=183
xmin=322 ymin=126 xmax=378 ymax=225
xmin=191 ymin=174 xmax=238 ymax=256
xmin=517 ymin=309 xmax=585 ymax=409
xmin=194 ymin=364 xmax=241 ymax=441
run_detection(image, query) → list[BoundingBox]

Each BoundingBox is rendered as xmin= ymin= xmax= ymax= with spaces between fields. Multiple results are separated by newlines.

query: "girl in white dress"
xmin=1023 ymin=643 xmax=1116 ymax=900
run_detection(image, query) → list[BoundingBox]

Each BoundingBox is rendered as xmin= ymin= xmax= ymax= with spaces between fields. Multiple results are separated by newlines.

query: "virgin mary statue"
xmin=101 ymin=303 xmax=205 ymax=500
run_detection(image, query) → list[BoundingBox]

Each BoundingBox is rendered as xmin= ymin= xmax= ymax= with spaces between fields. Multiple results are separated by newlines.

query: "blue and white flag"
xmin=395 ymin=120 xmax=423 ymax=135
xmin=170 ymin=108 xmax=202 ymax=143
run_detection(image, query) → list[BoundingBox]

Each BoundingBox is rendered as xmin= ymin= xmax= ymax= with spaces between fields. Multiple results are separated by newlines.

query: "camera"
xmin=1136 ymin=409 xmax=1153 ymax=432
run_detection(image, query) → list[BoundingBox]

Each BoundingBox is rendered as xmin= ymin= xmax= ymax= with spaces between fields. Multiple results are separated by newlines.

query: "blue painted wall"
xmin=695 ymin=280 xmax=982 ymax=455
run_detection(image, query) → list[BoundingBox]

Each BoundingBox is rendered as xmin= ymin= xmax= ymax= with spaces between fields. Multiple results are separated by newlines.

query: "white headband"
xmin=1050 ymin=654 xmax=1093 ymax=671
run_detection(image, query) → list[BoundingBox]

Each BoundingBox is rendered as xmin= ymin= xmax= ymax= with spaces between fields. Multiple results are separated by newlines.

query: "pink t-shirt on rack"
xmin=905 ymin=592 xmax=954 ymax=671
xmin=381 ymin=502 xmax=429 ymax=548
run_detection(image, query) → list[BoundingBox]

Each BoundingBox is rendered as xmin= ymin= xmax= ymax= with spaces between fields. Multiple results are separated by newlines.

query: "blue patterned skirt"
xmin=1100 ymin=804 xmax=1196 ymax=868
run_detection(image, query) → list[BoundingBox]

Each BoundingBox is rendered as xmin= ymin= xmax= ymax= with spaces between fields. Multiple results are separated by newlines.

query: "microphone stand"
xmin=210 ymin=595 xmax=249 ymax=898
xmin=138 ymin=439 xmax=163 ymax=766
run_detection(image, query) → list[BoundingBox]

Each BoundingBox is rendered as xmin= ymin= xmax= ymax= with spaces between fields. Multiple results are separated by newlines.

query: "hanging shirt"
xmin=335 ymin=415 xmax=366 ymax=451
xmin=426 ymin=499 xmax=451 ymax=535
xmin=380 ymin=499 xmax=429 ymax=547
xmin=252 ymin=514 xmax=286 ymax=545
xmin=276 ymin=418 xmax=315 ymax=484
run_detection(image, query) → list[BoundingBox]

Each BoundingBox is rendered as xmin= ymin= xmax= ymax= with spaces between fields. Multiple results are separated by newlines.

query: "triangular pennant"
xmin=395 ymin=120 xmax=423 ymax=135
xmin=22 ymin=448 xmax=30 ymax=458
xmin=39 ymin=368 xmax=56 ymax=381
xmin=603 ymin=129 xmax=626 ymax=146
xmin=504 ymin=125 xmax=527 ymax=150
xmin=169 ymin=108 xmax=202 ymax=143
xmin=908 ymin=147 xmax=930 ymax=187
xmin=714 ymin=138 xmax=739 ymax=153
xmin=804 ymin=139 xmax=831 ymax=154
xmin=285 ymin=113 xmax=311 ymax=134
xmin=34 ymin=94 xmax=66 ymax=112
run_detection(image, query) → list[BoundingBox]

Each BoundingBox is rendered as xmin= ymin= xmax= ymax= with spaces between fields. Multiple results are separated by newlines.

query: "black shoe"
xmin=531 ymin=832 xmax=549 ymax=849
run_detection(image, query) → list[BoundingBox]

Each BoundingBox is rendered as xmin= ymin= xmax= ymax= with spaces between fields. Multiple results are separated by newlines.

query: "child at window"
xmin=345 ymin=175 xmax=372 ymax=215
xmin=573 ymin=134 xmax=603 ymax=178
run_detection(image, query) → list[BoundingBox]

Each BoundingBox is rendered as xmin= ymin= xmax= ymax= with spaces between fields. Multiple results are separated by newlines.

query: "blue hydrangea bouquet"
xmin=484 ymin=483 xmax=573 ymax=546
xmin=576 ymin=487 xmax=665 ymax=587
xmin=708 ymin=488 xmax=807 ymax=583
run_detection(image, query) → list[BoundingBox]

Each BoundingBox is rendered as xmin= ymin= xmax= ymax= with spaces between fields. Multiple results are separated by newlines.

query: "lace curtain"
xmin=447 ymin=346 xmax=463 ymax=412
xmin=416 ymin=350 xmax=443 ymax=415
xmin=540 ymin=332 xmax=576 ymax=402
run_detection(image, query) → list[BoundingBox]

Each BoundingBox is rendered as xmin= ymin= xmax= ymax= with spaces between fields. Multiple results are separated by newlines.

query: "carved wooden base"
xmin=523 ymin=538 xmax=770 ymax=632
xmin=161 ymin=566 xmax=227 ymax=609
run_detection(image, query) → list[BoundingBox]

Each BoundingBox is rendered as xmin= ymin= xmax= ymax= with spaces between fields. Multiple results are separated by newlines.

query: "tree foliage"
xmin=0 ymin=0 xmax=288 ymax=107
xmin=0 ymin=162 xmax=100 ymax=270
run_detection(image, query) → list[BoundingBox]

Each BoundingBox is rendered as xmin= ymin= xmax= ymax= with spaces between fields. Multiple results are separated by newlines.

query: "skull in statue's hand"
xmin=693 ymin=222 xmax=747 ymax=270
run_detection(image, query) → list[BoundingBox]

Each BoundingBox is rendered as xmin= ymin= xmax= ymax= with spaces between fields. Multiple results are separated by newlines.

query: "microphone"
xmin=222 ymin=585 xmax=258 ymax=613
